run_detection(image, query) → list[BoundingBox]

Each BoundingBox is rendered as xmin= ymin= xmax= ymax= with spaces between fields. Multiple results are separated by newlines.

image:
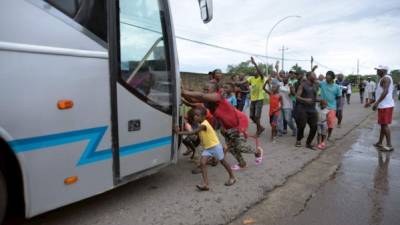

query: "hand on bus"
xmin=174 ymin=125 xmax=181 ymax=134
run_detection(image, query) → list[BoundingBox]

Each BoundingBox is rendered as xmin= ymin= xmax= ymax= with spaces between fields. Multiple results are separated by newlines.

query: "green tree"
xmin=345 ymin=74 xmax=359 ymax=84
xmin=291 ymin=64 xmax=306 ymax=74
xmin=391 ymin=69 xmax=400 ymax=83
xmin=227 ymin=60 xmax=273 ymax=75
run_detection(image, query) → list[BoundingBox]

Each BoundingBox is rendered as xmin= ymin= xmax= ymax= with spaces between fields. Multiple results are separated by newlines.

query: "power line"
xmin=121 ymin=21 xmax=310 ymax=62
xmin=313 ymin=60 xmax=343 ymax=74
xmin=121 ymin=20 xmax=365 ymax=74
xmin=177 ymin=35 xmax=308 ymax=62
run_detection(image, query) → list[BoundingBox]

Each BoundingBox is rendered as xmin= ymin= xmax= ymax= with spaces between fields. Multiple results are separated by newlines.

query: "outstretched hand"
xmin=250 ymin=56 xmax=256 ymax=64
xmin=275 ymin=61 xmax=280 ymax=72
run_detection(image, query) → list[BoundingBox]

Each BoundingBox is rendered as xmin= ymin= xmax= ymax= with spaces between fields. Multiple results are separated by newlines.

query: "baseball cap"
xmin=375 ymin=65 xmax=389 ymax=71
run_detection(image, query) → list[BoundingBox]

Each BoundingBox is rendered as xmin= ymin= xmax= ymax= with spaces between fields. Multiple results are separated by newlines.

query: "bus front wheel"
xmin=0 ymin=169 xmax=7 ymax=224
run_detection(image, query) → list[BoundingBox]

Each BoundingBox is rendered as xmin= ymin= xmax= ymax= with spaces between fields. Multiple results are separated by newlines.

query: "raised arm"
xmin=250 ymin=57 xmax=264 ymax=79
xmin=311 ymin=65 xmax=318 ymax=72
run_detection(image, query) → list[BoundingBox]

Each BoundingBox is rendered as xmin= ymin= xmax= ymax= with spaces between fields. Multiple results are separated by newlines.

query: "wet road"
xmin=278 ymin=106 xmax=400 ymax=225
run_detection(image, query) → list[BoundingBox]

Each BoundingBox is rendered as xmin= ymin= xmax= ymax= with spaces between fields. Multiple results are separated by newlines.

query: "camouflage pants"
xmin=223 ymin=128 xmax=257 ymax=166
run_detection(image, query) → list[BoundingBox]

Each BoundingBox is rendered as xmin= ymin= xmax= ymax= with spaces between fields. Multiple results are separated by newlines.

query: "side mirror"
xmin=198 ymin=0 xmax=213 ymax=23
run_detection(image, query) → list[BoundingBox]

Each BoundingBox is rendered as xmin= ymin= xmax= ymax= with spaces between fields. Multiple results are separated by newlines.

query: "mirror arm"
xmin=126 ymin=37 xmax=164 ymax=84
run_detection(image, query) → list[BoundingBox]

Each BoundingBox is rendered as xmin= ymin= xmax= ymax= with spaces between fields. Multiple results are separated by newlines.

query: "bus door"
xmin=108 ymin=0 xmax=178 ymax=182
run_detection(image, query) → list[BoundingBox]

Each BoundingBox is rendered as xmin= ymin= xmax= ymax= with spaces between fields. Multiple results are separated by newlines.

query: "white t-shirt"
xmin=279 ymin=83 xmax=293 ymax=109
xmin=366 ymin=81 xmax=376 ymax=93
xmin=346 ymin=84 xmax=352 ymax=94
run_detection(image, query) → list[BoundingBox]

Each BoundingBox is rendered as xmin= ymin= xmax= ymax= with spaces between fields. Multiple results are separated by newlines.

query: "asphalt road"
xmin=6 ymin=94 xmax=376 ymax=225
xmin=230 ymin=99 xmax=399 ymax=225
xmin=276 ymin=105 xmax=400 ymax=225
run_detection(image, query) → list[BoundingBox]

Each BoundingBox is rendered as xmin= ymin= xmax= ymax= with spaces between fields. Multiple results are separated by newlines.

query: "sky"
xmin=169 ymin=0 xmax=400 ymax=75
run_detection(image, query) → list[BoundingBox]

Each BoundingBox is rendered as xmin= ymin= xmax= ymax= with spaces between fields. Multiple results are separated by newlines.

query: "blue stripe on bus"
xmin=8 ymin=127 xmax=172 ymax=166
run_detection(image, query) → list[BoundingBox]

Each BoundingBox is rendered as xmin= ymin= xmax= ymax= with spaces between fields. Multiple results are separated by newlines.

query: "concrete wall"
xmin=180 ymin=71 xmax=230 ymax=91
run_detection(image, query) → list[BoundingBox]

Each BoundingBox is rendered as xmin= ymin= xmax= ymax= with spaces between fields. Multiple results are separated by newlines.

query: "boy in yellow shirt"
xmin=176 ymin=107 xmax=236 ymax=191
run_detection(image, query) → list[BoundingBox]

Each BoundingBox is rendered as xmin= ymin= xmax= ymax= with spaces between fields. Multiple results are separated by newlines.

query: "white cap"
xmin=375 ymin=65 xmax=389 ymax=71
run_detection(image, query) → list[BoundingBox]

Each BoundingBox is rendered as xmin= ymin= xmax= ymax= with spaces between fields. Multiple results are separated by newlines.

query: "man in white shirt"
xmin=365 ymin=77 xmax=376 ymax=107
xmin=372 ymin=65 xmax=395 ymax=151
xmin=278 ymin=75 xmax=297 ymax=136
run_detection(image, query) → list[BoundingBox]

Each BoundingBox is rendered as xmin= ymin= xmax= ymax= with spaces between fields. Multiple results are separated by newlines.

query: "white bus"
xmin=0 ymin=0 xmax=212 ymax=223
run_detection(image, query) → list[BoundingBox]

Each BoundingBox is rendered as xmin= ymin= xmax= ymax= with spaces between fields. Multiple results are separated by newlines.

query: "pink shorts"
xmin=327 ymin=110 xmax=336 ymax=129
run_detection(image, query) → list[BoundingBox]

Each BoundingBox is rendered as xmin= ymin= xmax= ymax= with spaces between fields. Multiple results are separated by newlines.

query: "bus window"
xmin=119 ymin=0 xmax=172 ymax=114
xmin=44 ymin=0 xmax=107 ymax=42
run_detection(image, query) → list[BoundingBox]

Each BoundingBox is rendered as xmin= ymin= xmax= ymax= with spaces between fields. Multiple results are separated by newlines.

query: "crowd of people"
xmin=176 ymin=58 xmax=397 ymax=191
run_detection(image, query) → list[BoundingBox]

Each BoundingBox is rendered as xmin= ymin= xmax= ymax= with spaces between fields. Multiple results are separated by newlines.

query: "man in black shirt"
xmin=295 ymin=71 xmax=319 ymax=149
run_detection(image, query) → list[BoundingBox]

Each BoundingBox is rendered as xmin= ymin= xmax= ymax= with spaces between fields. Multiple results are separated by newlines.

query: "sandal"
xmin=373 ymin=143 xmax=384 ymax=148
xmin=196 ymin=184 xmax=210 ymax=191
xmin=381 ymin=146 xmax=394 ymax=152
xmin=255 ymin=147 xmax=264 ymax=166
xmin=231 ymin=164 xmax=247 ymax=171
xmin=224 ymin=178 xmax=237 ymax=186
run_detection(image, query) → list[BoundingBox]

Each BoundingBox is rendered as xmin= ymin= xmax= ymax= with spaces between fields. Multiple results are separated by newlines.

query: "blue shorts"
xmin=202 ymin=144 xmax=224 ymax=160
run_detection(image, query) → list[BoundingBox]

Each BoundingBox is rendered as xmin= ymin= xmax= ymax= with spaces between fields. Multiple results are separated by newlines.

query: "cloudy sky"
xmin=169 ymin=0 xmax=400 ymax=75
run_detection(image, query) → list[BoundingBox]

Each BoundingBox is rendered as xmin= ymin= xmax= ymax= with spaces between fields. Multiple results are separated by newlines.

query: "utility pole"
xmin=357 ymin=58 xmax=360 ymax=84
xmin=279 ymin=45 xmax=289 ymax=72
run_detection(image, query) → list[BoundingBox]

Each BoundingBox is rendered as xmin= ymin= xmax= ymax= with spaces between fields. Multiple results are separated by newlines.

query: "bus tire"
xmin=0 ymin=169 xmax=7 ymax=224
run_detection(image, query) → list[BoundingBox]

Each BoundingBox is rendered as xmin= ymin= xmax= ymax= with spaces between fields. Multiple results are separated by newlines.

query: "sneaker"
xmin=295 ymin=141 xmax=302 ymax=147
xmin=306 ymin=144 xmax=316 ymax=150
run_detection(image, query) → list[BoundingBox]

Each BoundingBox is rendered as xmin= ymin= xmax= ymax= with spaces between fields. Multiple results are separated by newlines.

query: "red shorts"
xmin=378 ymin=107 xmax=394 ymax=125
xmin=327 ymin=110 xmax=336 ymax=129
xmin=269 ymin=111 xmax=280 ymax=127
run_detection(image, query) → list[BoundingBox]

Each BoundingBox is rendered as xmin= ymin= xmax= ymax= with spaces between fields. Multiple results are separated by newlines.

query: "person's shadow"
xmin=369 ymin=151 xmax=390 ymax=225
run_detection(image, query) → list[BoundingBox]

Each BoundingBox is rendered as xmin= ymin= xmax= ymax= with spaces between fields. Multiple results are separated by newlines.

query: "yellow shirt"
xmin=198 ymin=120 xmax=220 ymax=149
xmin=247 ymin=76 xmax=265 ymax=101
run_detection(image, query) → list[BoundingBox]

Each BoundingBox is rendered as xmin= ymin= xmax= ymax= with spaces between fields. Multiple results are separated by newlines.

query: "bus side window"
xmin=119 ymin=0 xmax=172 ymax=114
xmin=44 ymin=0 xmax=107 ymax=42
